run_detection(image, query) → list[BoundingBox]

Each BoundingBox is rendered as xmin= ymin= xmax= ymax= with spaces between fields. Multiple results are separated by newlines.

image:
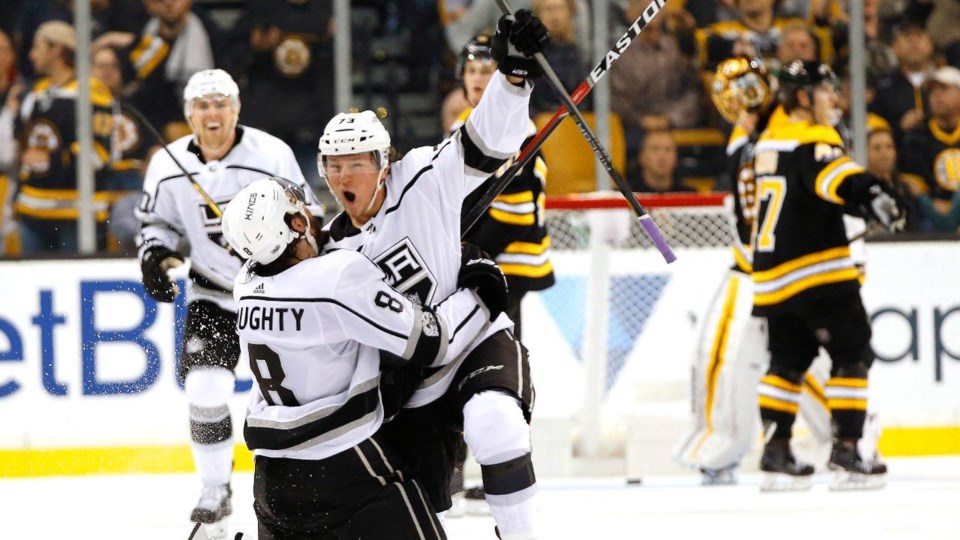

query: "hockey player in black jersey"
xmin=220 ymin=177 xmax=506 ymax=539
xmin=319 ymin=10 xmax=548 ymax=539
xmin=750 ymin=60 xmax=908 ymax=491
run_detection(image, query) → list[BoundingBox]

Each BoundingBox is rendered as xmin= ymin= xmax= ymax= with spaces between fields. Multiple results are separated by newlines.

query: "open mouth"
xmin=343 ymin=191 xmax=356 ymax=203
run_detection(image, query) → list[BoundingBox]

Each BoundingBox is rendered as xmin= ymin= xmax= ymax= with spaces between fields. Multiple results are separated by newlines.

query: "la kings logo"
xmin=374 ymin=238 xmax=437 ymax=304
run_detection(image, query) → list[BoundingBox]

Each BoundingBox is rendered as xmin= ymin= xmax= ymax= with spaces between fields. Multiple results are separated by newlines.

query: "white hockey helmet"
xmin=221 ymin=177 xmax=317 ymax=265
xmin=183 ymin=68 xmax=241 ymax=119
xmin=317 ymin=110 xmax=391 ymax=178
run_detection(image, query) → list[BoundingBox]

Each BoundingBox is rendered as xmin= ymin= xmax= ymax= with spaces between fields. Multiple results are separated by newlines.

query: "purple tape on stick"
xmin=638 ymin=215 xmax=677 ymax=264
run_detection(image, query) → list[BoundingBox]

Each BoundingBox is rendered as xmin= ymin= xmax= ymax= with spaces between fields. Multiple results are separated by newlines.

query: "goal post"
xmin=524 ymin=191 xmax=732 ymax=470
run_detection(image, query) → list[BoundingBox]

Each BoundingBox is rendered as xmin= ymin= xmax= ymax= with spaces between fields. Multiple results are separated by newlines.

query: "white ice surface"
xmin=1 ymin=457 xmax=957 ymax=540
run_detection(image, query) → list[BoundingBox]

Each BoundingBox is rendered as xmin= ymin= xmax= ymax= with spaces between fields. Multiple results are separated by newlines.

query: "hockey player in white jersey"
xmin=221 ymin=177 xmax=505 ymax=538
xmin=320 ymin=10 xmax=548 ymax=539
xmin=135 ymin=69 xmax=319 ymax=530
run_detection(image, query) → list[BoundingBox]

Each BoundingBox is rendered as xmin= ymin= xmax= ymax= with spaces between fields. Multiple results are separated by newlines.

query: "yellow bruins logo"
xmin=27 ymin=120 xmax=61 ymax=152
xmin=274 ymin=36 xmax=311 ymax=77
xmin=116 ymin=113 xmax=142 ymax=154
xmin=933 ymin=148 xmax=960 ymax=192
xmin=737 ymin=163 xmax=758 ymax=225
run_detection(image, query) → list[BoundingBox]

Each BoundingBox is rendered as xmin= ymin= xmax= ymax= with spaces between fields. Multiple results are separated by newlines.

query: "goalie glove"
xmin=141 ymin=246 xmax=185 ymax=303
xmin=491 ymin=9 xmax=550 ymax=80
xmin=862 ymin=182 xmax=907 ymax=233
xmin=458 ymin=242 xmax=509 ymax=322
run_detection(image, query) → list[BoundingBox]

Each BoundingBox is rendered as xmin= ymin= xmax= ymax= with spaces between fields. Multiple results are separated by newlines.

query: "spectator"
xmin=92 ymin=45 xmax=152 ymax=253
xmin=14 ymin=21 xmax=114 ymax=254
xmin=14 ymin=0 xmax=149 ymax=79
xmin=777 ymin=21 xmax=819 ymax=65
xmin=829 ymin=0 xmax=898 ymax=79
xmin=866 ymin=127 xmax=926 ymax=231
xmin=530 ymin=0 xmax=587 ymax=115
xmin=0 ymin=28 xmax=20 ymax=254
xmin=870 ymin=19 xmax=935 ymax=143
xmin=224 ymin=0 xmax=334 ymax=192
xmin=683 ymin=0 xmax=833 ymax=71
xmin=445 ymin=0 xmax=591 ymax=63
xmin=610 ymin=11 xmax=702 ymax=155
xmin=94 ymin=0 xmax=216 ymax=139
xmin=901 ymin=66 xmax=960 ymax=232
xmin=628 ymin=129 xmax=690 ymax=193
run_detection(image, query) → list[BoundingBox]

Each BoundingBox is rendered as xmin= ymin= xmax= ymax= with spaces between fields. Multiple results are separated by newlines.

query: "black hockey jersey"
xmin=750 ymin=119 xmax=876 ymax=316
xmin=900 ymin=119 xmax=960 ymax=201
xmin=456 ymin=107 xmax=555 ymax=294
xmin=14 ymin=77 xmax=115 ymax=222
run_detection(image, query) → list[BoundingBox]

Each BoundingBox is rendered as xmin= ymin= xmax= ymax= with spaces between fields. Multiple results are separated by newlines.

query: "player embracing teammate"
xmin=317 ymin=10 xmax=549 ymax=539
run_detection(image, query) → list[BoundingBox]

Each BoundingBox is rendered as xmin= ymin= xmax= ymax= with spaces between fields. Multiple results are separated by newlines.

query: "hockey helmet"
xmin=183 ymin=68 xmax=240 ymax=118
xmin=457 ymin=33 xmax=495 ymax=80
xmin=317 ymin=110 xmax=392 ymax=178
xmin=777 ymin=60 xmax=838 ymax=111
xmin=711 ymin=56 xmax=774 ymax=123
xmin=221 ymin=177 xmax=317 ymax=265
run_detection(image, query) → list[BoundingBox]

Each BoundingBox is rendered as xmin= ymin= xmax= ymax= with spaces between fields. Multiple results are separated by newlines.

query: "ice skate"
xmin=190 ymin=485 xmax=232 ymax=539
xmin=829 ymin=440 xmax=887 ymax=491
xmin=700 ymin=465 xmax=738 ymax=486
xmin=759 ymin=440 xmax=814 ymax=492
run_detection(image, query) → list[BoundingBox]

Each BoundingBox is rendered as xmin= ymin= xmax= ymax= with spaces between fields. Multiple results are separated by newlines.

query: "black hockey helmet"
xmin=777 ymin=60 xmax=839 ymax=111
xmin=457 ymin=33 xmax=495 ymax=80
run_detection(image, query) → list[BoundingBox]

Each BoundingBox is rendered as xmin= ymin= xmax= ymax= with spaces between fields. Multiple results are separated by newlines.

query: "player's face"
xmin=189 ymin=94 xmax=239 ymax=153
xmin=324 ymin=152 xmax=385 ymax=226
xmin=463 ymin=59 xmax=496 ymax=106
xmin=812 ymin=83 xmax=840 ymax=126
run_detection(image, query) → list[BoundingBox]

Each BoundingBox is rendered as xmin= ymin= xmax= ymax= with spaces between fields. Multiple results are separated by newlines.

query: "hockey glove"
xmin=141 ymin=246 xmax=185 ymax=303
xmin=458 ymin=242 xmax=509 ymax=321
xmin=491 ymin=9 xmax=550 ymax=80
xmin=862 ymin=182 xmax=907 ymax=233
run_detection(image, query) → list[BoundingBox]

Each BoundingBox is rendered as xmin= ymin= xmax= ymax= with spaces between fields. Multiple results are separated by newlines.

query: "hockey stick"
xmin=466 ymin=0 xmax=676 ymax=263
xmin=462 ymin=0 xmax=667 ymax=235
xmin=119 ymin=100 xmax=223 ymax=218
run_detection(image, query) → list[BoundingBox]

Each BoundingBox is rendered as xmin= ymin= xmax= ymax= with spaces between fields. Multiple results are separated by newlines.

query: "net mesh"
xmin=544 ymin=193 xmax=732 ymax=250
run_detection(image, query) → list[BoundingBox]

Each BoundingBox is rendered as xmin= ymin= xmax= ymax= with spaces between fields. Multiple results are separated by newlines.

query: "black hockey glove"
xmin=861 ymin=182 xmax=908 ymax=233
xmin=458 ymin=243 xmax=508 ymax=321
xmin=141 ymin=246 xmax=185 ymax=303
xmin=491 ymin=9 xmax=550 ymax=80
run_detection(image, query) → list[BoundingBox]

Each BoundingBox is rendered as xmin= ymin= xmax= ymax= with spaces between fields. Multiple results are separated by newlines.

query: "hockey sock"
xmin=758 ymin=373 xmax=802 ymax=440
xmin=463 ymin=391 xmax=537 ymax=539
xmin=826 ymin=376 xmax=868 ymax=440
xmin=185 ymin=368 xmax=235 ymax=487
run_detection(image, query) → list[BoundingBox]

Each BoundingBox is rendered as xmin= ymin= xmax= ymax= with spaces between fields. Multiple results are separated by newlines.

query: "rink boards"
xmin=0 ymin=242 xmax=958 ymax=476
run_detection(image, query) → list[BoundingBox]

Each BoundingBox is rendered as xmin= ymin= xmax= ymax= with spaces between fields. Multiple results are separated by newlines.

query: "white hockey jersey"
xmin=137 ymin=126 xmax=314 ymax=311
xmin=235 ymin=249 xmax=491 ymax=460
xmin=324 ymin=72 xmax=531 ymax=407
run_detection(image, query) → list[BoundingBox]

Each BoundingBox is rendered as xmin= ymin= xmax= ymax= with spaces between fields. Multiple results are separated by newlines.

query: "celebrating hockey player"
xmin=447 ymin=32 xmax=555 ymax=516
xmin=220 ymin=177 xmax=505 ymax=539
xmin=675 ymin=56 xmax=833 ymax=486
xmin=136 ymin=68 xmax=318 ymax=533
xmin=320 ymin=10 xmax=548 ymax=539
xmin=750 ymin=60 xmax=907 ymax=491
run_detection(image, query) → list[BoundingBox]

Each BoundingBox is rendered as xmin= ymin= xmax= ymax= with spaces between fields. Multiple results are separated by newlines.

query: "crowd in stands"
xmin=0 ymin=0 xmax=958 ymax=257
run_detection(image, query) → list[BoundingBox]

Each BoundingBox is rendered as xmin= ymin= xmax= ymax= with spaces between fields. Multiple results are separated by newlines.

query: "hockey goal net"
xmin=523 ymin=191 xmax=732 ymax=477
